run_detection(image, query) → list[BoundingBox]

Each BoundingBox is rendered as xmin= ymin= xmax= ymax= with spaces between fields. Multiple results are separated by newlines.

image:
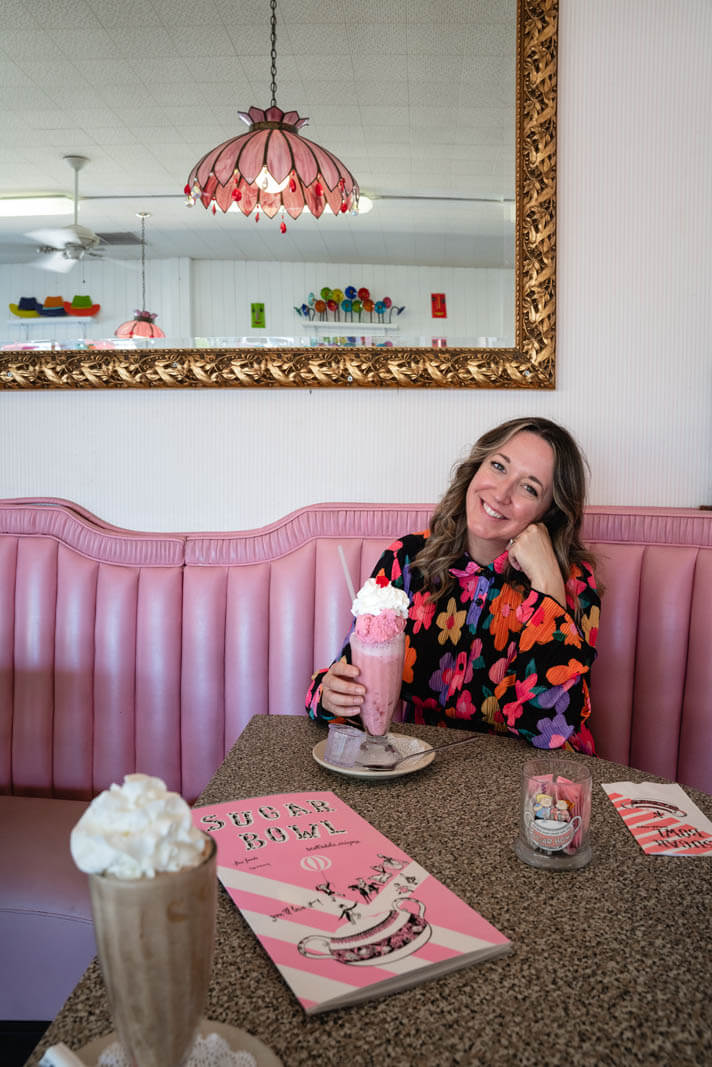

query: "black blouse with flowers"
xmin=306 ymin=533 xmax=600 ymax=754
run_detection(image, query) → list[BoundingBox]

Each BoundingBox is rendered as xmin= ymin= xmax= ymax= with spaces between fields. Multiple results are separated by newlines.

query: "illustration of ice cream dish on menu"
xmin=349 ymin=575 xmax=409 ymax=766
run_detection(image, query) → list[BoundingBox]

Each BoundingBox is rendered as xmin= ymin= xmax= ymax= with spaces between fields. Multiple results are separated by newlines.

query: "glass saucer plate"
xmin=312 ymin=733 xmax=435 ymax=780
xmin=78 ymin=1019 xmax=284 ymax=1066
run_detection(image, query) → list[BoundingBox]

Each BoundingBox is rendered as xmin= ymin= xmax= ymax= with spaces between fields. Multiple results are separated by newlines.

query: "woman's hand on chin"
xmin=508 ymin=523 xmax=567 ymax=605
xmin=321 ymin=658 xmax=365 ymax=716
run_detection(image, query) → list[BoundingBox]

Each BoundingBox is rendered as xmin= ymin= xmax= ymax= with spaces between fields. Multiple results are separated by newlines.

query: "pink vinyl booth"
xmin=1 ymin=498 xmax=711 ymax=1022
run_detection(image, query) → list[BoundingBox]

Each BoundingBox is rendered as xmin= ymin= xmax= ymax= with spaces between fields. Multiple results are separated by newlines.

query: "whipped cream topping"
xmin=70 ymin=774 xmax=206 ymax=879
xmin=351 ymin=576 xmax=409 ymax=618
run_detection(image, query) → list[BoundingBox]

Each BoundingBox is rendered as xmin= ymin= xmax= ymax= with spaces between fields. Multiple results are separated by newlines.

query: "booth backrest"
xmin=1 ymin=500 xmax=710 ymax=800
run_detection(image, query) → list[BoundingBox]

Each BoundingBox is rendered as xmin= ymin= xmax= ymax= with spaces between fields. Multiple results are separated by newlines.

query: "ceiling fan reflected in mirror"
xmin=27 ymin=156 xmax=106 ymax=273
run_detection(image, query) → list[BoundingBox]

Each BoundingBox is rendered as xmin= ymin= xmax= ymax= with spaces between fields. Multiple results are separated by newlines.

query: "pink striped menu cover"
xmin=602 ymin=781 xmax=712 ymax=855
xmin=192 ymin=791 xmax=510 ymax=1014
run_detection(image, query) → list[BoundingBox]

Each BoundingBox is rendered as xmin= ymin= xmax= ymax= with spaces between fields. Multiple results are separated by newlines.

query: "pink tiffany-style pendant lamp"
xmin=184 ymin=0 xmax=359 ymax=232
xmin=115 ymin=212 xmax=165 ymax=340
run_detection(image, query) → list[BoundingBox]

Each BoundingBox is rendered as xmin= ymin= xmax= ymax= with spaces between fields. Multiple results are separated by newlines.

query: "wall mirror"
xmin=0 ymin=0 xmax=557 ymax=391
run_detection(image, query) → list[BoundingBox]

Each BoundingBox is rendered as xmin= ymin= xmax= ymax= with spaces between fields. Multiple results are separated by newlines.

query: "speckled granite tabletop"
xmin=27 ymin=716 xmax=712 ymax=1067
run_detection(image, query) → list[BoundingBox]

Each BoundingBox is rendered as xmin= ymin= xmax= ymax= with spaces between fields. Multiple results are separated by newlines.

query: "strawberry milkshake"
xmin=349 ymin=575 xmax=408 ymax=764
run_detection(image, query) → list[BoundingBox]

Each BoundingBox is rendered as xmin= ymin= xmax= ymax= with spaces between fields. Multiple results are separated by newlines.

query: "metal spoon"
xmin=357 ymin=733 xmax=482 ymax=771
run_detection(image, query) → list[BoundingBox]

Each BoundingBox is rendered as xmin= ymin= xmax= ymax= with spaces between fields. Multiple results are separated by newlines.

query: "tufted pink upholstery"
xmin=1 ymin=498 xmax=711 ymax=1020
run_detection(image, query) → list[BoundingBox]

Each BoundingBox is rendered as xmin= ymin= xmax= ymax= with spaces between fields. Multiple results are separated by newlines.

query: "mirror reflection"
xmin=0 ymin=0 xmax=516 ymax=354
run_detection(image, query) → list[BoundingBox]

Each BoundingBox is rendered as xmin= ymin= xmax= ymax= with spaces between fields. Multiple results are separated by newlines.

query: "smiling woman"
xmin=0 ymin=0 xmax=558 ymax=391
xmin=310 ymin=415 xmax=600 ymax=752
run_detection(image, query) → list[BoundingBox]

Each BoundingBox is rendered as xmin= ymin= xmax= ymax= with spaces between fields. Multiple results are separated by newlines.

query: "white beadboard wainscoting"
xmin=0 ymin=0 xmax=710 ymax=532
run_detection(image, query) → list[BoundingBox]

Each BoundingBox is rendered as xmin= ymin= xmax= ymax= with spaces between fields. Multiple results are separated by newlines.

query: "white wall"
xmin=1 ymin=0 xmax=710 ymax=532
xmin=191 ymin=260 xmax=513 ymax=345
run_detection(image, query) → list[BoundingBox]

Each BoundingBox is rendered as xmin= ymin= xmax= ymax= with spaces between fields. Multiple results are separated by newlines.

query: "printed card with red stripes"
xmin=192 ymin=791 xmax=510 ymax=1013
xmin=602 ymin=781 xmax=712 ymax=856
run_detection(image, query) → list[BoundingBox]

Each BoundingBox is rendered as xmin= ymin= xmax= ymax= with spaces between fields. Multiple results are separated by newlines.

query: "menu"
xmin=602 ymin=780 xmax=712 ymax=855
xmin=192 ymin=790 xmax=510 ymax=1014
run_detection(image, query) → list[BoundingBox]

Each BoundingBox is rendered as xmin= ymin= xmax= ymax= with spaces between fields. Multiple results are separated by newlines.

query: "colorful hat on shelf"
xmin=9 ymin=296 xmax=43 ymax=318
xmin=63 ymin=294 xmax=101 ymax=317
xmin=38 ymin=295 xmax=68 ymax=318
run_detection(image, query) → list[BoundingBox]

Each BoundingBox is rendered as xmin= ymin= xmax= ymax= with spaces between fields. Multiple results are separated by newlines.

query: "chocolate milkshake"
xmin=71 ymin=774 xmax=217 ymax=1067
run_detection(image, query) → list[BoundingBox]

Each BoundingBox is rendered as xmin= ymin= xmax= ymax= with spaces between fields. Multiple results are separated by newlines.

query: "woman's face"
xmin=465 ymin=430 xmax=556 ymax=562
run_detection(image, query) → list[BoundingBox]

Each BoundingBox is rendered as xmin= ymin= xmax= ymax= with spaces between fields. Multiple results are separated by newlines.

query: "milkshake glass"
xmin=89 ymin=834 xmax=217 ymax=1067
xmin=71 ymin=774 xmax=217 ymax=1067
xmin=348 ymin=576 xmax=409 ymax=767
xmin=351 ymin=629 xmax=406 ymax=766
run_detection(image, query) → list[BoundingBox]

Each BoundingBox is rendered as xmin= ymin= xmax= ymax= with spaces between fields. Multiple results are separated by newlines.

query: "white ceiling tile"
xmin=148 ymin=83 xmax=206 ymax=106
xmin=359 ymin=105 xmax=410 ymax=125
xmin=0 ymin=30 xmax=66 ymax=60
xmin=168 ymin=24 xmax=238 ymax=58
xmin=79 ymin=59 xmax=148 ymax=85
xmin=294 ymin=54 xmax=354 ymax=80
xmin=463 ymin=21 xmax=516 ymax=56
xmin=13 ymin=61 xmax=86 ymax=88
xmin=176 ymin=126 xmax=234 ymax=145
xmin=303 ymin=105 xmax=362 ymax=125
xmin=346 ymin=25 xmax=405 ymax=56
xmin=407 ymin=26 xmax=467 ymax=56
xmin=183 ymin=57 xmax=252 ymax=88
xmin=112 ymin=29 xmax=184 ymax=60
xmin=112 ymin=107 xmax=172 ymax=125
xmin=70 ymin=108 xmax=124 ymax=126
xmin=353 ymin=81 xmax=409 ymax=105
xmin=51 ymin=26 xmax=121 ymax=57
xmin=151 ymin=0 xmax=220 ymax=22
xmin=21 ymin=110 xmax=86 ymax=130
xmin=268 ymin=0 xmax=351 ymax=25
xmin=0 ymin=61 xmax=34 ymax=87
xmin=37 ymin=130 xmax=99 ymax=148
xmin=93 ymin=85 xmax=162 ymax=107
xmin=89 ymin=0 xmax=163 ymax=26
xmin=237 ymin=53 xmax=301 ymax=83
xmin=284 ymin=25 xmax=357 ymax=57
xmin=86 ymin=127 xmax=139 ymax=146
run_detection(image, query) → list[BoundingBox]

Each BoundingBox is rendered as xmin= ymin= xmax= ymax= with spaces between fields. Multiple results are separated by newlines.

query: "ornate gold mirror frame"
xmin=0 ymin=0 xmax=557 ymax=391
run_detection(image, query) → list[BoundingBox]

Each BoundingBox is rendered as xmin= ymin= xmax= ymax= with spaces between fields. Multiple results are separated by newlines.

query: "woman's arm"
xmin=490 ymin=561 xmax=600 ymax=752
xmin=305 ymin=538 xmax=410 ymax=722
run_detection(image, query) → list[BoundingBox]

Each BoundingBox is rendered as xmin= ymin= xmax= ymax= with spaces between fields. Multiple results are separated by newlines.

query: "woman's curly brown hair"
xmin=413 ymin=417 xmax=598 ymax=603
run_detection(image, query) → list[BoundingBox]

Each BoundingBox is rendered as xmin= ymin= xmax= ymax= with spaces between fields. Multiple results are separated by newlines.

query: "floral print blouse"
xmin=306 ymin=533 xmax=600 ymax=754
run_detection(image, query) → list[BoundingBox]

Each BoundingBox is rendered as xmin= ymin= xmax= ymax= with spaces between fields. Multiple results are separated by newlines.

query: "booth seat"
xmin=1 ymin=498 xmax=711 ymax=1021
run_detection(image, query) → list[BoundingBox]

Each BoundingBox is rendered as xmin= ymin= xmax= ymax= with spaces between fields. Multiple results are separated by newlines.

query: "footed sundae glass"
xmin=71 ymin=774 xmax=218 ymax=1067
xmin=346 ymin=575 xmax=409 ymax=768
xmin=351 ymin=629 xmax=406 ymax=767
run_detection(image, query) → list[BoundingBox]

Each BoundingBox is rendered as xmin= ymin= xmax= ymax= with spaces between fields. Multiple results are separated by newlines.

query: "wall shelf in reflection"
xmin=301 ymin=321 xmax=398 ymax=332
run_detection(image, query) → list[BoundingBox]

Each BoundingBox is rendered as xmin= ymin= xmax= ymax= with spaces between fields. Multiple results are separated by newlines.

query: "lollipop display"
xmin=295 ymin=284 xmax=405 ymax=323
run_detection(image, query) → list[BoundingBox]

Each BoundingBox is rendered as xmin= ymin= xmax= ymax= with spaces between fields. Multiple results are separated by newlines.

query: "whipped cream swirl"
xmin=71 ymin=774 xmax=206 ymax=879
xmin=351 ymin=576 xmax=409 ymax=618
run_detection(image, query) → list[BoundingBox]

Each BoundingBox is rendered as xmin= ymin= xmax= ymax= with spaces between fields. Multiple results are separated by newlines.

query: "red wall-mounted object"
xmin=431 ymin=293 xmax=447 ymax=318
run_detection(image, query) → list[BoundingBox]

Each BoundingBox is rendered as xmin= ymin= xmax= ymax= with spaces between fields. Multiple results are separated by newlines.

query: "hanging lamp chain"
xmin=140 ymin=214 xmax=146 ymax=310
xmin=270 ymin=0 xmax=277 ymax=108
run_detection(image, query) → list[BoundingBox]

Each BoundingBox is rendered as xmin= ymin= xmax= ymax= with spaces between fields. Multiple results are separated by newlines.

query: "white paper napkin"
xmin=602 ymin=780 xmax=712 ymax=855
